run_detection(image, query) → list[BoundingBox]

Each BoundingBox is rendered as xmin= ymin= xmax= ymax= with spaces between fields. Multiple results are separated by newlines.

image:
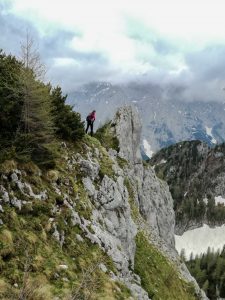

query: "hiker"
xmin=86 ymin=110 xmax=96 ymax=136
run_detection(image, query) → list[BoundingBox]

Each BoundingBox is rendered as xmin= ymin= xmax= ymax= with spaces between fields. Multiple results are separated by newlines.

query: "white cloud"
xmin=10 ymin=0 xmax=225 ymax=44
xmin=3 ymin=0 xmax=225 ymax=95
xmin=53 ymin=57 xmax=80 ymax=67
xmin=9 ymin=0 xmax=225 ymax=75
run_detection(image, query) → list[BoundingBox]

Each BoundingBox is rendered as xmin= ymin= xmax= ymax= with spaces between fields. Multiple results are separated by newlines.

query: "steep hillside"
xmin=150 ymin=140 xmax=225 ymax=234
xmin=69 ymin=81 xmax=225 ymax=153
xmin=0 ymin=107 xmax=206 ymax=299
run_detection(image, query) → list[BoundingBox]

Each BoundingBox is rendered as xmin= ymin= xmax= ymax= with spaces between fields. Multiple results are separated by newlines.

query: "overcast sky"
xmin=1 ymin=0 xmax=225 ymax=101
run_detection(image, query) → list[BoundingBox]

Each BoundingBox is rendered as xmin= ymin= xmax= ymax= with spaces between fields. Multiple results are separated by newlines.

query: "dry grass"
xmin=0 ymin=160 xmax=17 ymax=174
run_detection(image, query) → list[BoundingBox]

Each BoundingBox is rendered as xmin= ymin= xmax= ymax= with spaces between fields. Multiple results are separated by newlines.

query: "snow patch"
xmin=205 ymin=126 xmax=217 ymax=144
xmin=215 ymin=195 xmax=225 ymax=205
xmin=175 ymin=224 xmax=225 ymax=258
xmin=143 ymin=139 xmax=154 ymax=158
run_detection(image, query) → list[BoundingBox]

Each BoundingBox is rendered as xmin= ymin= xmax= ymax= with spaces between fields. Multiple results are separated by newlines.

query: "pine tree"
xmin=14 ymin=36 xmax=55 ymax=165
xmin=219 ymin=276 xmax=225 ymax=297
xmin=0 ymin=50 xmax=24 ymax=149
xmin=180 ymin=249 xmax=186 ymax=262
xmin=51 ymin=86 xmax=85 ymax=141
xmin=15 ymin=68 xmax=55 ymax=165
xmin=186 ymin=247 xmax=225 ymax=299
xmin=202 ymin=279 xmax=209 ymax=293
xmin=1 ymin=43 xmax=85 ymax=166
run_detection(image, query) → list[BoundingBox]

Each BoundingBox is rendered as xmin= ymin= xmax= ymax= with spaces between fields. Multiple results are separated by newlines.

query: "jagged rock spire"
xmin=113 ymin=106 xmax=142 ymax=164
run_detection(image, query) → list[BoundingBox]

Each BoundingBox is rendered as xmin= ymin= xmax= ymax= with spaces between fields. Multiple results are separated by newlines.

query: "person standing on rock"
xmin=85 ymin=110 xmax=96 ymax=136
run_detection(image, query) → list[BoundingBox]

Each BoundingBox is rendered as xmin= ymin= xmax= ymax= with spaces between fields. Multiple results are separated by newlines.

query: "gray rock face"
xmin=79 ymin=159 xmax=99 ymax=180
xmin=78 ymin=106 xmax=186 ymax=298
xmin=111 ymin=106 xmax=207 ymax=299
xmin=82 ymin=177 xmax=96 ymax=197
xmin=79 ymin=148 xmax=148 ymax=298
xmin=97 ymin=175 xmax=137 ymax=268
xmin=113 ymin=106 xmax=142 ymax=164
xmin=97 ymin=175 xmax=127 ymax=209
xmin=0 ymin=171 xmax=48 ymax=212
xmin=113 ymin=106 xmax=175 ymax=247
xmin=82 ymin=173 xmax=137 ymax=273
xmin=15 ymin=179 xmax=48 ymax=201
xmin=10 ymin=197 xmax=22 ymax=210
xmin=138 ymin=166 xmax=175 ymax=247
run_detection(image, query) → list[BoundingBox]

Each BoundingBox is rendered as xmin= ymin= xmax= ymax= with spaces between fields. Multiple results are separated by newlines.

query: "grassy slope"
xmin=134 ymin=232 xmax=197 ymax=300
xmin=0 ymin=132 xmax=200 ymax=299
xmin=0 ymin=138 xmax=130 ymax=299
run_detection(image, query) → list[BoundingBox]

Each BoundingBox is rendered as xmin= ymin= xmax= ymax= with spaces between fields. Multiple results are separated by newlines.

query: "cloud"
xmin=125 ymin=17 xmax=177 ymax=56
xmin=178 ymin=46 xmax=225 ymax=102
xmin=185 ymin=45 xmax=225 ymax=82
xmin=1 ymin=0 xmax=225 ymax=102
xmin=0 ymin=5 xmax=36 ymax=56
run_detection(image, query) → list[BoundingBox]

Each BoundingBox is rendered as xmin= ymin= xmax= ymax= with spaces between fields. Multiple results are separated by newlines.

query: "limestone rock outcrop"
xmin=0 ymin=105 xmax=207 ymax=300
xmin=113 ymin=106 xmax=175 ymax=248
xmin=113 ymin=106 xmax=142 ymax=164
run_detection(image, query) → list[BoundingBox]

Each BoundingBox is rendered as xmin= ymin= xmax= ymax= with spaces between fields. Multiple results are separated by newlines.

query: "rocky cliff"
xmin=113 ymin=106 xmax=175 ymax=249
xmin=0 ymin=106 xmax=207 ymax=299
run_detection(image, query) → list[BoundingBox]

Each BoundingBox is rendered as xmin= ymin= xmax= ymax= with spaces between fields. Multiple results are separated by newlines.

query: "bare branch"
xmin=69 ymin=257 xmax=106 ymax=300
xmin=20 ymin=30 xmax=46 ymax=79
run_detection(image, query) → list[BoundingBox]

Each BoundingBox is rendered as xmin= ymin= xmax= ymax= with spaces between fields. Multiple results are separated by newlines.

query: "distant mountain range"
xmin=68 ymin=81 xmax=225 ymax=156
xmin=150 ymin=140 xmax=225 ymax=234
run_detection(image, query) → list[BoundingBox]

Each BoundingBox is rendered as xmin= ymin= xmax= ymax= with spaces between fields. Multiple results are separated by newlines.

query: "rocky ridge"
xmin=70 ymin=81 xmax=225 ymax=153
xmin=0 ymin=106 xmax=207 ymax=299
xmin=150 ymin=140 xmax=225 ymax=235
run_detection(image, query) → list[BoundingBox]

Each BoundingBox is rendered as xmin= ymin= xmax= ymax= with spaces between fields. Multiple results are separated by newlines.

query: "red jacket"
xmin=88 ymin=111 xmax=96 ymax=122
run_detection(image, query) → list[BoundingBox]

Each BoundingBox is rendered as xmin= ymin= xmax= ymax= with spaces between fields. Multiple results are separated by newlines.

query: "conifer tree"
xmin=15 ymin=68 xmax=55 ymax=164
xmin=202 ymin=279 xmax=209 ymax=293
xmin=14 ymin=36 xmax=55 ymax=165
xmin=180 ymin=249 xmax=186 ymax=262
xmin=51 ymin=86 xmax=85 ymax=141
xmin=186 ymin=247 xmax=225 ymax=299
xmin=1 ymin=42 xmax=85 ymax=166
xmin=0 ymin=50 xmax=24 ymax=151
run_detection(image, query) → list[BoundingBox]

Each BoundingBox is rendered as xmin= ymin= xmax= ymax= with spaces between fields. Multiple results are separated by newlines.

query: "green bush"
xmin=95 ymin=121 xmax=119 ymax=151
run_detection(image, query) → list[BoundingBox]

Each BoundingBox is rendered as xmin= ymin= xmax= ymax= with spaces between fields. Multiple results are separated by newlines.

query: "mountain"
xmin=0 ymin=107 xmax=206 ymax=299
xmin=149 ymin=140 xmax=225 ymax=234
xmin=69 ymin=81 xmax=225 ymax=156
xmin=148 ymin=137 xmax=225 ymax=300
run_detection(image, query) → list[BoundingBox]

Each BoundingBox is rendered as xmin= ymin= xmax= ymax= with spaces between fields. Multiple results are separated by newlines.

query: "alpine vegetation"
xmin=0 ymin=59 xmax=207 ymax=300
xmin=0 ymin=49 xmax=85 ymax=167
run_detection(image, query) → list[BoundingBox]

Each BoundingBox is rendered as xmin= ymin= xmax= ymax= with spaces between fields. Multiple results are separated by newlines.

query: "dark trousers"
xmin=86 ymin=121 xmax=94 ymax=136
